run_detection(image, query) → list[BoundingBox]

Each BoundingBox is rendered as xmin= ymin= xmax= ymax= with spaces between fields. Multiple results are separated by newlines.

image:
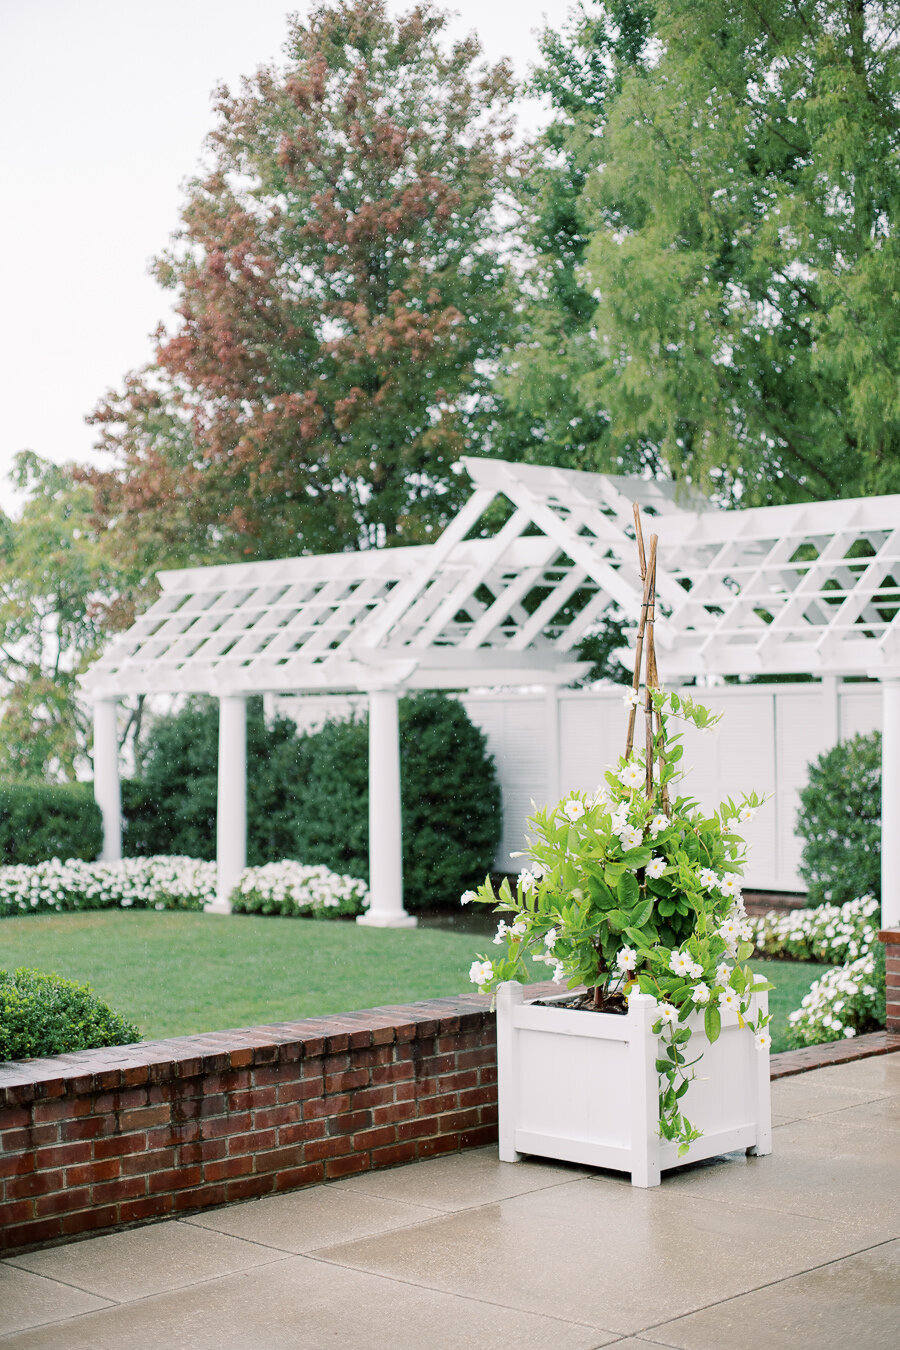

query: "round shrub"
xmin=127 ymin=692 xmax=502 ymax=912
xmin=0 ymin=782 xmax=102 ymax=865
xmin=399 ymin=692 xmax=502 ymax=911
xmin=0 ymin=968 xmax=141 ymax=1061
xmin=288 ymin=692 xmax=502 ymax=911
xmin=796 ymin=731 xmax=881 ymax=908
xmin=125 ymin=697 xmax=310 ymax=864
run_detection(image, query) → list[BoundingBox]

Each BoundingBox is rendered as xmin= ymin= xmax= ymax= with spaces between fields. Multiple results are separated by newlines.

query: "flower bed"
xmin=0 ymin=856 xmax=369 ymax=920
xmin=0 ymin=856 xmax=215 ymax=916
xmin=231 ymin=860 xmax=369 ymax=918
xmin=748 ymin=897 xmax=884 ymax=1047
xmin=748 ymin=895 xmax=879 ymax=964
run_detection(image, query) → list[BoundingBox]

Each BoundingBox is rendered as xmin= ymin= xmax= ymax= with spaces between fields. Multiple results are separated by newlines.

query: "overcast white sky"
xmin=0 ymin=0 xmax=559 ymax=512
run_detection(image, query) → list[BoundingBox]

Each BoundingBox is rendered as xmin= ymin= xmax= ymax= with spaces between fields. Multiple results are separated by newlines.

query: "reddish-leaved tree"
xmin=87 ymin=0 xmax=517 ymax=565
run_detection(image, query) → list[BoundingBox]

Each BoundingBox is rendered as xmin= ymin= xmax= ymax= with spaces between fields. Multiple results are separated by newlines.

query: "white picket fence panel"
xmin=272 ymin=682 xmax=882 ymax=894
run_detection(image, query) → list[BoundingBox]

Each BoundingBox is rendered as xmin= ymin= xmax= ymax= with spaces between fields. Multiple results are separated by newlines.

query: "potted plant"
xmin=463 ymin=517 xmax=773 ymax=1187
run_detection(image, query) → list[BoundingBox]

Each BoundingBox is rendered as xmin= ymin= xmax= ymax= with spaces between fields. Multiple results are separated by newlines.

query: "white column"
xmin=211 ymin=694 xmax=247 ymax=914
xmin=357 ymin=688 xmax=416 ymax=928
xmin=881 ymin=678 xmax=900 ymax=930
xmin=93 ymin=699 xmax=121 ymax=862
xmin=545 ymin=685 xmax=561 ymax=806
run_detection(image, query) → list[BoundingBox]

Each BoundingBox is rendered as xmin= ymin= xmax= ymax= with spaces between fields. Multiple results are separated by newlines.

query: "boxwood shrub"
xmin=126 ymin=692 xmax=502 ymax=911
xmin=796 ymin=731 xmax=881 ymax=907
xmin=0 ymin=782 xmax=102 ymax=865
xmin=0 ymin=967 xmax=141 ymax=1061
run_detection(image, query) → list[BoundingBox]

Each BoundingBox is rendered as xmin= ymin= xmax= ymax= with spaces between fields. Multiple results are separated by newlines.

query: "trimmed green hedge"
xmin=124 ymin=693 xmax=502 ymax=911
xmin=796 ymin=731 xmax=881 ymax=907
xmin=0 ymin=967 xmax=140 ymax=1061
xmin=0 ymin=782 xmax=102 ymax=865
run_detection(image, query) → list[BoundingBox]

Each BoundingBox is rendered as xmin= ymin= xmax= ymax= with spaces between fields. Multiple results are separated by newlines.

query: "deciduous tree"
xmin=0 ymin=454 xmax=137 ymax=780
xmin=87 ymin=0 xmax=518 ymax=563
xmin=580 ymin=0 xmax=900 ymax=504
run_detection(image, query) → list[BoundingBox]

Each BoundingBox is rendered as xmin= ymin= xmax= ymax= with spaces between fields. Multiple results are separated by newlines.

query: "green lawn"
xmin=0 ymin=912 xmax=831 ymax=1052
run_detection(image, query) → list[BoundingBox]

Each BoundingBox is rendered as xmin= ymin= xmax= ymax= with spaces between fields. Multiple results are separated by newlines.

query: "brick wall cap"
xmin=0 ymin=992 xmax=498 ymax=1105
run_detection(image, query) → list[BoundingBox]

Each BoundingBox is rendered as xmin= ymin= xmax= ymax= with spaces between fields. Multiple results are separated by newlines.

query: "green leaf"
xmin=617 ymin=872 xmax=639 ymax=907
xmin=704 ymin=1004 xmax=721 ymax=1044
xmin=627 ymin=897 xmax=654 ymax=928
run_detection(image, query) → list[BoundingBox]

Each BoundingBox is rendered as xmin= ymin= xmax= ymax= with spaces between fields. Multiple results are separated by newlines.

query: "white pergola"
xmin=83 ymin=458 xmax=900 ymax=929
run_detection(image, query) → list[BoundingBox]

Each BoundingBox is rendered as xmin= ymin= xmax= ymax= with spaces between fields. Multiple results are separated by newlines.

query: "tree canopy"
xmin=86 ymin=0 xmax=518 ymax=565
xmin=0 ymin=454 xmax=134 ymax=780
xmin=503 ymin=0 xmax=900 ymax=505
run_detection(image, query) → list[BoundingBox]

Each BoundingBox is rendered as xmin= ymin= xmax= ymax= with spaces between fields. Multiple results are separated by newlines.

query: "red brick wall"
xmin=879 ymin=929 xmax=900 ymax=1032
xmin=0 ymin=995 xmax=498 ymax=1254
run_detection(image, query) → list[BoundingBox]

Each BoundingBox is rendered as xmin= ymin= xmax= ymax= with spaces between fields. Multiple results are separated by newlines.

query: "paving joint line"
xmin=633 ymin=1231 xmax=900 ymax=1339
xmin=297 ymin=1247 xmax=612 ymax=1334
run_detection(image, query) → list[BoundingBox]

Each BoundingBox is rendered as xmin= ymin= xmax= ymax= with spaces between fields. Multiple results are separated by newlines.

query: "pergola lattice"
xmin=84 ymin=458 xmax=900 ymax=927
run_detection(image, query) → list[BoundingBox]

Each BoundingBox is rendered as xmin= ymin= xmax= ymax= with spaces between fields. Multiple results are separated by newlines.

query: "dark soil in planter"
xmin=533 ymin=991 xmax=629 ymax=1015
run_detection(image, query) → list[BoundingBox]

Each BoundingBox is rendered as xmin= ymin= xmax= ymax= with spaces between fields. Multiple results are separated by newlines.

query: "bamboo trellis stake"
xmin=624 ymin=506 xmax=669 ymax=814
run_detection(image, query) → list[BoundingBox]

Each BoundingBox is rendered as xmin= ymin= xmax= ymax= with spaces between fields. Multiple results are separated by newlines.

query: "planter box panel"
xmin=514 ymin=1027 xmax=632 ymax=1150
xmin=675 ymin=1017 xmax=758 ymax=1137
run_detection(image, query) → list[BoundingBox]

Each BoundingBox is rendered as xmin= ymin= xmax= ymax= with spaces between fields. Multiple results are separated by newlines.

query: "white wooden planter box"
xmin=497 ymin=984 xmax=772 ymax=1187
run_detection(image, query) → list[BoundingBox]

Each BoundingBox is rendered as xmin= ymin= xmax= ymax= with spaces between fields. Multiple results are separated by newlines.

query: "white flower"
xmin=518 ymin=870 xmax=537 ymax=893
xmin=492 ymin=920 xmax=509 ymax=945
xmin=718 ymin=989 xmax=739 ymax=1012
xmin=543 ymin=927 xmax=558 ymax=950
xmin=669 ymin=950 xmax=692 ymax=977
xmin=843 ymin=1026 xmax=857 ymax=1038
xmin=551 ymin=961 xmax=566 ymax=984
xmin=718 ymin=875 xmax=741 ymax=899
xmin=616 ymin=946 xmax=637 ymax=972
xmin=692 ymin=982 xmax=711 ymax=1005
xmin=718 ymin=918 xmax=741 ymax=944
xmin=739 ymin=807 xmax=755 ymax=824
xmin=688 ymin=960 xmax=704 ymax=980
xmin=755 ymin=1031 xmax=771 ymax=1050
xmin=469 ymin=960 xmax=493 ymax=987
xmin=619 ymin=761 xmax=645 ymax=789
xmin=510 ymin=919 xmax=528 ymax=938
xmin=698 ymin=868 xmax=718 ymax=888
xmin=649 ymin=814 xmax=669 ymax=838
xmin=591 ymin=786 xmax=611 ymax=809
xmin=619 ymin=827 xmax=644 ymax=851
xmin=611 ymin=806 xmax=630 ymax=833
xmin=623 ymin=688 xmax=641 ymax=708
xmin=646 ymin=856 xmax=667 ymax=879
xmin=658 ymin=1003 xmax=678 ymax=1025
xmin=563 ymin=798 xmax=585 ymax=823
xmin=460 ymin=890 xmax=477 ymax=906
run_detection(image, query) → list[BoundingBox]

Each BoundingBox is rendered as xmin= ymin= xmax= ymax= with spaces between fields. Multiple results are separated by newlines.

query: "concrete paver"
xmin=181 ymin=1185 xmax=443 ymax=1251
xmin=1 ymin=1054 xmax=897 ymax=1349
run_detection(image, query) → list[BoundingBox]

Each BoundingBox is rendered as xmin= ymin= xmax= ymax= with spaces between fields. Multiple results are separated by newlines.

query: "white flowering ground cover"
xmin=0 ymin=857 xmax=369 ymax=921
xmin=231 ymin=861 xmax=369 ymax=918
xmin=748 ymin=897 xmax=884 ymax=1047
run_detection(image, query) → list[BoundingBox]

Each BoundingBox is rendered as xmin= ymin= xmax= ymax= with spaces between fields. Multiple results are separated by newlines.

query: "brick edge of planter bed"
xmin=2 ymin=981 xmax=898 ymax=1256
xmin=0 ymin=989 xmax=519 ymax=1255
